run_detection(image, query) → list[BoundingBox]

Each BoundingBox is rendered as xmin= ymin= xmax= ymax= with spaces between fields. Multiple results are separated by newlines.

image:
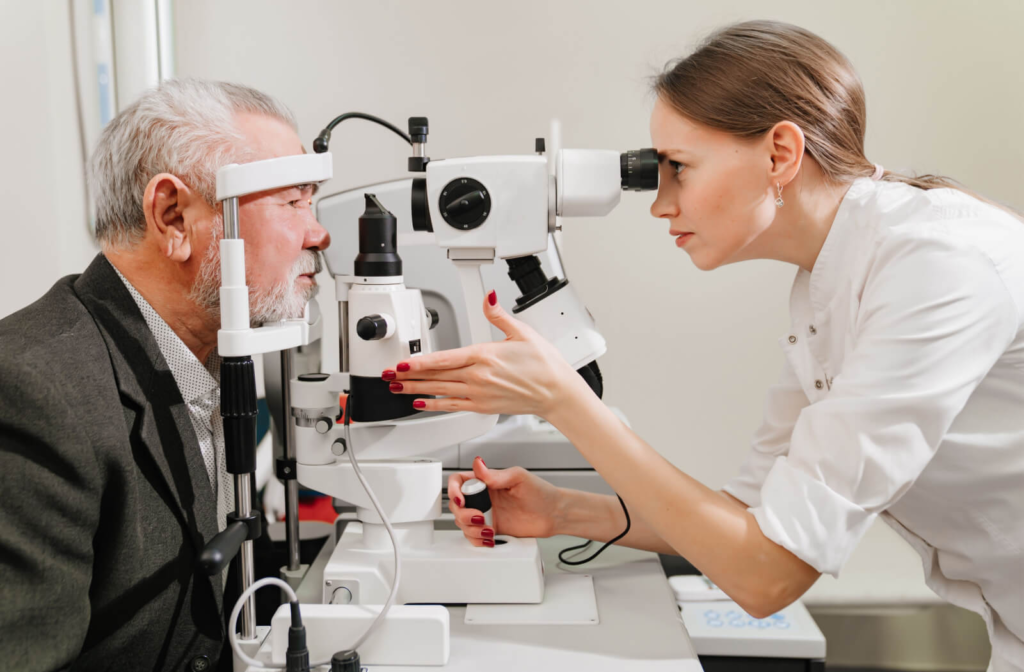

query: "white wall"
xmin=171 ymin=0 xmax=1024 ymax=486
xmin=0 ymin=2 xmax=97 ymax=318
xmin=4 ymin=1 xmax=1021 ymax=489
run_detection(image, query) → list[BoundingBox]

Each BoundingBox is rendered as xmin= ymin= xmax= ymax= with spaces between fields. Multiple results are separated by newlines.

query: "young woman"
xmin=382 ymin=21 xmax=1024 ymax=670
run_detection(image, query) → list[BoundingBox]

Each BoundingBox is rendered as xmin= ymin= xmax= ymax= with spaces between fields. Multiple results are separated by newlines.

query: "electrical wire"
xmin=557 ymin=495 xmax=631 ymax=566
xmin=313 ymin=112 xmax=412 ymax=153
xmin=341 ymin=396 xmax=402 ymax=652
xmin=228 ymin=395 xmax=402 ymax=668
xmin=229 ymin=577 xmax=334 ymax=670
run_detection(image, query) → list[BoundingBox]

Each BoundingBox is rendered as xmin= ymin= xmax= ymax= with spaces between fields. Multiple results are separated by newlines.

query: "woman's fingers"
xmin=410 ymin=397 xmax=480 ymax=413
xmin=390 ymin=345 xmax=481 ymax=376
xmin=447 ymin=471 xmax=474 ymax=508
xmin=452 ymin=507 xmax=496 ymax=543
xmin=482 ymin=291 xmax=523 ymax=340
xmin=387 ymin=380 xmax=470 ymax=398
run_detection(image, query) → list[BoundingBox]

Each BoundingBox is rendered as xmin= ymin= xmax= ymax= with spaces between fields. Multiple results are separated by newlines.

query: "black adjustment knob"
xmin=411 ymin=178 xmax=433 ymax=232
xmin=356 ymin=314 xmax=388 ymax=340
xmin=331 ymin=650 xmax=361 ymax=672
xmin=408 ymin=117 xmax=429 ymax=142
xmin=439 ymin=178 xmax=491 ymax=230
xmin=535 ymin=137 xmax=546 ymax=153
xmin=426 ymin=308 xmax=440 ymax=329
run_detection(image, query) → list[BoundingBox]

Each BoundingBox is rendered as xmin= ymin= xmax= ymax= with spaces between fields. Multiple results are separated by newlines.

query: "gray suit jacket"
xmin=0 ymin=254 xmax=226 ymax=671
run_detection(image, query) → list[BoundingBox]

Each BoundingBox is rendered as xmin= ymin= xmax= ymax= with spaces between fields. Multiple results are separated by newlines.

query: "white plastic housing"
xmin=298 ymin=459 xmax=441 ymax=525
xmin=216 ymin=153 xmax=333 ymax=200
xmin=516 ymin=282 xmax=607 ymax=370
xmin=345 ymin=279 xmax=431 ymax=377
xmin=270 ymin=603 xmax=449 ymax=667
xmin=556 ymin=149 xmax=622 ymax=217
xmin=426 ymin=155 xmax=549 ymax=258
xmin=324 ymin=523 xmax=544 ymax=605
xmin=290 ymin=373 xmax=499 ymax=466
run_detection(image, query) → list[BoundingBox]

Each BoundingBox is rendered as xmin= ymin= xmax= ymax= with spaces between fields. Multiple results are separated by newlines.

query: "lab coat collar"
xmin=805 ymin=177 xmax=877 ymax=315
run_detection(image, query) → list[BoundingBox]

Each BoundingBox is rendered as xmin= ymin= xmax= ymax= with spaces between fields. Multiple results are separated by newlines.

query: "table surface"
xmin=251 ymin=524 xmax=703 ymax=671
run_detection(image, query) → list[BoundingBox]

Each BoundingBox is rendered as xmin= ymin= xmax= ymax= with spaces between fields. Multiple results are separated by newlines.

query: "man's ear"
xmin=143 ymin=173 xmax=196 ymax=262
xmin=767 ymin=121 xmax=805 ymax=187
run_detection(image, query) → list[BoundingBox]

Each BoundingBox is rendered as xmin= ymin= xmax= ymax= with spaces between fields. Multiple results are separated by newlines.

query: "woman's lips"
xmin=674 ymin=232 xmax=694 ymax=247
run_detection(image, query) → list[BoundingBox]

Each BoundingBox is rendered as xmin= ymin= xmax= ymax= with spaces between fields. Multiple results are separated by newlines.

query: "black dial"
xmin=439 ymin=178 xmax=491 ymax=230
xmin=356 ymin=314 xmax=388 ymax=341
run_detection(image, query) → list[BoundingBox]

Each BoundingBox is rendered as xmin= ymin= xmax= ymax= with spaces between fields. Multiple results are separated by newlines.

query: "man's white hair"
xmin=88 ymin=78 xmax=297 ymax=248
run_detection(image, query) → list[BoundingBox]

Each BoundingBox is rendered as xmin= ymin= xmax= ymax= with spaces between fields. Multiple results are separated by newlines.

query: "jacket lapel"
xmin=74 ymin=254 xmax=223 ymax=607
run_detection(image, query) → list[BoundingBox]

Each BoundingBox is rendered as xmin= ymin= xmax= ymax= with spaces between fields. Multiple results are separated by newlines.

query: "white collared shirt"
xmin=723 ymin=178 xmax=1024 ymax=671
xmin=113 ymin=266 xmax=235 ymax=537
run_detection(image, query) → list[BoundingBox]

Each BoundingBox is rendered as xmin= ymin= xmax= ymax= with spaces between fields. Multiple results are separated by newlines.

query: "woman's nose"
xmin=650 ymin=186 xmax=679 ymax=220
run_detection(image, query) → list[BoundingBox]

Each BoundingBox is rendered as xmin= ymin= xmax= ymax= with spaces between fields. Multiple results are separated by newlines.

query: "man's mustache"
xmin=293 ymin=251 xmax=322 ymax=278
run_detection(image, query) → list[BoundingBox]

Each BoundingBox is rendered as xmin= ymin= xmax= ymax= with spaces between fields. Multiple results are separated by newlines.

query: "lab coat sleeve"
xmin=0 ymin=361 xmax=100 ymax=671
xmin=749 ymin=233 xmax=1018 ymax=576
xmin=723 ymin=356 xmax=808 ymax=507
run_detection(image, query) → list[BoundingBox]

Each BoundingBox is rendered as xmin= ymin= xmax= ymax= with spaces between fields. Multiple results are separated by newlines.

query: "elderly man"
xmin=0 ymin=79 xmax=330 ymax=672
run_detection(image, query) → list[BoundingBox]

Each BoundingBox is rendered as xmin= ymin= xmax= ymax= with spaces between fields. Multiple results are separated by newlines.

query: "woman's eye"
xmin=669 ymin=160 xmax=686 ymax=176
xmin=288 ymin=199 xmax=305 ymax=208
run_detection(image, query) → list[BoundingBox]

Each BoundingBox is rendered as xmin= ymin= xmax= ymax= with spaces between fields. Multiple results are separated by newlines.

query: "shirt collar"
xmin=111 ymin=264 xmax=220 ymax=405
xmin=803 ymin=177 xmax=878 ymax=315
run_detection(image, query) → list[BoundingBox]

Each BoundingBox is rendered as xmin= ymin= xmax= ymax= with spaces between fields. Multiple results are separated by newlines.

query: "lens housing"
xmin=620 ymin=148 xmax=659 ymax=191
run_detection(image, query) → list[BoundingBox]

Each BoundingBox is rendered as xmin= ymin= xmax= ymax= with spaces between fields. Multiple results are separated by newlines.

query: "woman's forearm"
xmin=545 ymin=380 xmax=820 ymax=618
xmin=553 ymin=488 xmax=678 ymax=555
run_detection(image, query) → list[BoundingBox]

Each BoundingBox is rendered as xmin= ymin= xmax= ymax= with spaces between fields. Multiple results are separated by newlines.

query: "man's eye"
xmin=669 ymin=160 xmax=686 ymax=176
xmin=288 ymin=199 xmax=306 ymax=208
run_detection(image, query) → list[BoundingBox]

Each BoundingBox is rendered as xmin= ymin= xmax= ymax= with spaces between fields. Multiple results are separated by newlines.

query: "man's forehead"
xmin=235 ymin=111 xmax=305 ymax=160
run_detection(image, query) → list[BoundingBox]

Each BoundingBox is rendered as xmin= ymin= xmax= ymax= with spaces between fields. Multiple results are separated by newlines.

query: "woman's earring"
xmin=775 ymin=183 xmax=785 ymax=208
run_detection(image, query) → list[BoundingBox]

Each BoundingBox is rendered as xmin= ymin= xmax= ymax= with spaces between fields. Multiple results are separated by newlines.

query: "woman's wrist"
xmin=551 ymin=487 xmax=619 ymax=542
xmin=543 ymin=368 xmax=601 ymax=427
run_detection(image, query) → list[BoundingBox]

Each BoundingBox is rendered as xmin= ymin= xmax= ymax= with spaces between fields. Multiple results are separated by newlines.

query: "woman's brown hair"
xmin=654 ymin=20 xmax=1017 ymax=215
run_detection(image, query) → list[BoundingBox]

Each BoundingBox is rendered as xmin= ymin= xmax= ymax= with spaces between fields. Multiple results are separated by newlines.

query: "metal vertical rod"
xmin=223 ymin=197 xmax=240 ymax=238
xmin=280 ymin=350 xmax=301 ymax=571
xmin=339 ymin=300 xmax=350 ymax=373
xmin=235 ymin=474 xmax=256 ymax=640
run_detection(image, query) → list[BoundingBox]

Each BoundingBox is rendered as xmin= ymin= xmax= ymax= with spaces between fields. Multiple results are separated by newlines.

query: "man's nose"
xmin=305 ymin=216 xmax=331 ymax=251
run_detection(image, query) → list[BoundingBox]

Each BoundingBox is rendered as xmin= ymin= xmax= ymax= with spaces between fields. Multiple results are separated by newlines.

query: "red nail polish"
xmin=397 ymin=362 xmax=410 ymax=372
xmin=382 ymin=370 xmax=396 ymax=381
xmin=389 ymin=382 xmax=403 ymax=392
xmin=482 ymin=528 xmax=494 ymax=538
xmin=454 ymin=497 xmax=463 ymax=507
xmin=476 ymin=456 xmax=486 ymax=467
xmin=483 ymin=539 xmax=495 ymax=547
xmin=488 ymin=290 xmax=497 ymax=306
xmin=471 ymin=515 xmax=485 ymax=525
xmin=413 ymin=399 xmax=426 ymax=409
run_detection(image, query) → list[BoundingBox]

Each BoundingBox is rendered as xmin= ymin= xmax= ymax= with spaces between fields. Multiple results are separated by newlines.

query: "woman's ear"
xmin=767 ymin=121 xmax=805 ymax=186
xmin=143 ymin=173 xmax=194 ymax=262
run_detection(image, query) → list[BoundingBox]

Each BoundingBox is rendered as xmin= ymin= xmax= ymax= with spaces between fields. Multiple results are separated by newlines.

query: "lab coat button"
xmin=788 ymin=335 xmax=797 ymax=344
xmin=815 ymin=380 xmax=824 ymax=390
xmin=808 ymin=325 xmax=817 ymax=335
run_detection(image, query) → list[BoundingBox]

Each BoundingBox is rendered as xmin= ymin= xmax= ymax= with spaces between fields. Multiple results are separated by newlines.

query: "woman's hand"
xmin=448 ymin=456 xmax=565 ymax=546
xmin=382 ymin=290 xmax=588 ymax=419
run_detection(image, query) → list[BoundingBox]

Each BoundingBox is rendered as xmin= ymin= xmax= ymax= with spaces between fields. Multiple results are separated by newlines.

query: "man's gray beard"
xmin=187 ymin=242 xmax=322 ymax=327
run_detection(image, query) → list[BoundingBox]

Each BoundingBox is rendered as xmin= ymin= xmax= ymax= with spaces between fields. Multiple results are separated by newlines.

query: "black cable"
xmin=557 ymin=495 xmax=631 ymax=566
xmin=313 ymin=112 xmax=412 ymax=153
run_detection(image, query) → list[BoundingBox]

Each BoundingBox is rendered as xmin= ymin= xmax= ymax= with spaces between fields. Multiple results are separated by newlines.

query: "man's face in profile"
xmin=188 ymin=113 xmax=331 ymax=327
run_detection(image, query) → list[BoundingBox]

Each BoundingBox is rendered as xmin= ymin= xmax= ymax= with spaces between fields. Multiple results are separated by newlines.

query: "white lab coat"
xmin=723 ymin=178 xmax=1024 ymax=671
